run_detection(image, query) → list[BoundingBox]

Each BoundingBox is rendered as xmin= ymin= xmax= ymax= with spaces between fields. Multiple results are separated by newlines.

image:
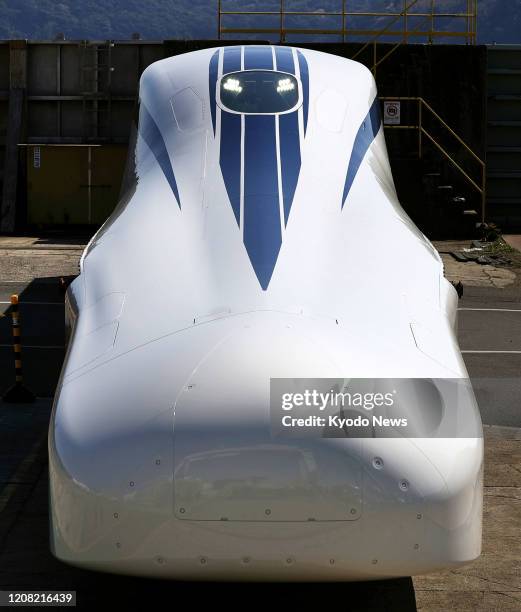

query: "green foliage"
xmin=0 ymin=0 xmax=216 ymax=40
xmin=0 ymin=0 xmax=518 ymax=42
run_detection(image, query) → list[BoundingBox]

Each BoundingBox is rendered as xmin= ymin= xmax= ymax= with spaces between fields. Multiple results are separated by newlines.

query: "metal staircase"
xmin=382 ymin=96 xmax=485 ymax=238
xmin=486 ymin=45 xmax=521 ymax=230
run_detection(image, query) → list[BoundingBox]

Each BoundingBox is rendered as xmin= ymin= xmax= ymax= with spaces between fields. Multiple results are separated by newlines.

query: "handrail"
xmin=421 ymin=98 xmax=484 ymax=165
xmin=421 ymin=127 xmax=483 ymax=194
xmin=380 ymin=96 xmax=486 ymax=223
xmin=217 ymin=0 xmax=478 ymax=47
xmin=372 ymin=11 xmax=434 ymax=73
xmin=351 ymin=0 xmax=421 ymax=62
xmin=356 ymin=0 xmax=475 ymax=76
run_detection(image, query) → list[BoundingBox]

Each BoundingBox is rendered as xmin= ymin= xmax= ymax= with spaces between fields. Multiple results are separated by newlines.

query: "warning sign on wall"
xmin=383 ymin=101 xmax=401 ymax=125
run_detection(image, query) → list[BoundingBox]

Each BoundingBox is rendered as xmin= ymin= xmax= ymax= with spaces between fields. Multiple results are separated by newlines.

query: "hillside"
xmin=0 ymin=0 xmax=519 ymax=43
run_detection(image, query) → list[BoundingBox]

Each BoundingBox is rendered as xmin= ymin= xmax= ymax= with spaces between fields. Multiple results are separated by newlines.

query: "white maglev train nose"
xmin=50 ymin=310 xmax=482 ymax=580
xmin=49 ymin=45 xmax=483 ymax=580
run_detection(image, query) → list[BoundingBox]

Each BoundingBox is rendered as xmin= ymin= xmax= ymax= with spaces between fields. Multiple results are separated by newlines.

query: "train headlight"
xmin=276 ymin=78 xmax=295 ymax=93
xmin=223 ymin=78 xmax=243 ymax=93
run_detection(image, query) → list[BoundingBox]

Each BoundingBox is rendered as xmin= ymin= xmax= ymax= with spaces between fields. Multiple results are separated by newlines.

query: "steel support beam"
xmin=1 ymin=41 xmax=27 ymax=233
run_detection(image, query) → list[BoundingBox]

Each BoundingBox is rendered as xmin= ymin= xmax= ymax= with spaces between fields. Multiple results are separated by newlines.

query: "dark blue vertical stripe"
xmin=244 ymin=115 xmax=281 ymax=290
xmin=140 ymin=105 xmax=180 ymax=207
xmin=297 ymin=51 xmax=309 ymax=135
xmin=223 ymin=46 xmax=242 ymax=74
xmin=219 ymin=112 xmax=241 ymax=225
xmin=275 ymin=47 xmax=295 ymax=74
xmin=341 ymin=97 xmax=382 ymax=208
xmin=279 ymin=112 xmax=301 ymax=225
xmin=208 ymin=50 xmax=219 ymax=134
xmin=244 ymin=46 xmax=273 ymax=70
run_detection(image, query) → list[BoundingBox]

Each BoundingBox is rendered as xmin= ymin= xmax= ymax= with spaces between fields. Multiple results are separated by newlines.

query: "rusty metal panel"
xmin=139 ymin=44 xmax=166 ymax=71
xmin=60 ymin=44 xmax=82 ymax=96
xmin=0 ymin=43 xmax=10 ymax=92
xmin=27 ymin=101 xmax=58 ymax=139
xmin=26 ymin=145 xmax=126 ymax=226
xmin=109 ymin=100 xmax=135 ymax=140
xmin=111 ymin=44 xmax=140 ymax=96
xmin=27 ymin=44 xmax=58 ymax=96
xmin=60 ymin=101 xmax=84 ymax=139
xmin=90 ymin=145 xmax=127 ymax=224
xmin=0 ymin=100 xmax=7 ymax=143
xmin=27 ymin=145 xmax=87 ymax=225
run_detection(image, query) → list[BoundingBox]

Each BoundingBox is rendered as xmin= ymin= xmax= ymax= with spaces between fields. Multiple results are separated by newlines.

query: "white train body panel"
xmin=49 ymin=46 xmax=483 ymax=580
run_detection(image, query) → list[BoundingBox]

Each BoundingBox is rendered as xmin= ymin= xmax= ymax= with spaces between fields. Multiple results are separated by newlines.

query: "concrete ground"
xmin=504 ymin=235 xmax=521 ymax=253
xmin=0 ymin=236 xmax=520 ymax=610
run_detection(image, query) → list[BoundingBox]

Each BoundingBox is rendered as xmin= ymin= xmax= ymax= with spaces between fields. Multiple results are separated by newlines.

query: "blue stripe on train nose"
xmin=212 ymin=46 xmax=304 ymax=290
xmin=243 ymin=115 xmax=282 ymax=290
xmin=241 ymin=47 xmax=282 ymax=290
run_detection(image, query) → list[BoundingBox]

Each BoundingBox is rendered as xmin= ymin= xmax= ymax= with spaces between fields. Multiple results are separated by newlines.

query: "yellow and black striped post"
xmin=3 ymin=294 xmax=35 ymax=403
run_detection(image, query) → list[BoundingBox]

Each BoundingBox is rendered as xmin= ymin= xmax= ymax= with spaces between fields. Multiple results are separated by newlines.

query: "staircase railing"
xmin=380 ymin=96 xmax=486 ymax=223
xmin=351 ymin=0 xmax=423 ymax=74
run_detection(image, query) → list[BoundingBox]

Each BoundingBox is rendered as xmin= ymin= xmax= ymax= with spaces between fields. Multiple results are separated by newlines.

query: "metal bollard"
xmin=2 ymin=295 xmax=35 ymax=403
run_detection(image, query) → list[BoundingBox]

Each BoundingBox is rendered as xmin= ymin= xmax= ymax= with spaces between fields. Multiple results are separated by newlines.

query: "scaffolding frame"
xmin=217 ymin=0 xmax=478 ymax=45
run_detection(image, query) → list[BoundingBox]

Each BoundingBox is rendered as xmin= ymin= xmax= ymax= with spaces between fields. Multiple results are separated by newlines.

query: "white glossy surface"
xmin=49 ymin=46 xmax=483 ymax=580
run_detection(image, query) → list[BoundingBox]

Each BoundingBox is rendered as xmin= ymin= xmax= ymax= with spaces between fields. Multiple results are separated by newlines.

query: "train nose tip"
xmin=172 ymin=320 xmax=363 ymax=523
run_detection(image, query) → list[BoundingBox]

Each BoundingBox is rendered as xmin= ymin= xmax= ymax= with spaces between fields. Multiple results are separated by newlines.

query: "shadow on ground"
xmin=0 ymin=277 xmax=66 ymax=398
xmin=0 ymin=272 xmax=418 ymax=610
xmin=0 ymin=398 xmax=417 ymax=611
